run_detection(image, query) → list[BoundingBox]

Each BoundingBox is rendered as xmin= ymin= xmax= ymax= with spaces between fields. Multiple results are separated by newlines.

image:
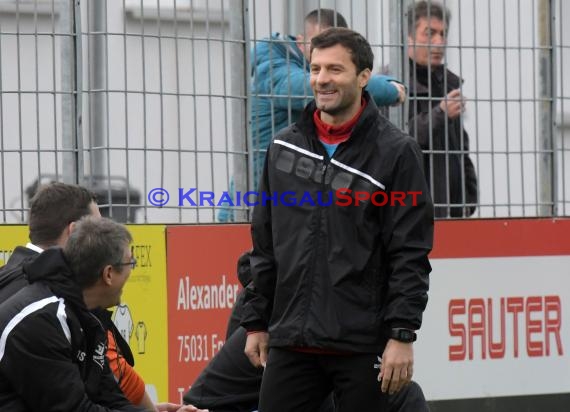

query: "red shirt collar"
xmin=313 ymin=98 xmax=367 ymax=145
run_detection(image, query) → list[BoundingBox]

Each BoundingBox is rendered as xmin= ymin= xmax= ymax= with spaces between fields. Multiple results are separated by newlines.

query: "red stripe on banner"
xmin=431 ymin=218 xmax=570 ymax=259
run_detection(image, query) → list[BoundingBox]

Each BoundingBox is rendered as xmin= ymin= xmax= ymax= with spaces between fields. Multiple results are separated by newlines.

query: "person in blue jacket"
xmin=218 ymin=8 xmax=405 ymax=222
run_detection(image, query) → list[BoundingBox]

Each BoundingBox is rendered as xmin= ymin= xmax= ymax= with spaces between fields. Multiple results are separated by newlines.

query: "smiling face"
xmin=309 ymin=43 xmax=371 ymax=125
xmin=408 ymin=17 xmax=447 ymax=67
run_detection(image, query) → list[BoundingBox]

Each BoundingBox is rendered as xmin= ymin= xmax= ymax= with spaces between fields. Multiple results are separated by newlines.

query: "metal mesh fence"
xmin=0 ymin=0 xmax=568 ymax=223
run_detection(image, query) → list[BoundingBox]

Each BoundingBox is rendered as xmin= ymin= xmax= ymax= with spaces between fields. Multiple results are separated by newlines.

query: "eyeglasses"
xmin=114 ymin=257 xmax=137 ymax=270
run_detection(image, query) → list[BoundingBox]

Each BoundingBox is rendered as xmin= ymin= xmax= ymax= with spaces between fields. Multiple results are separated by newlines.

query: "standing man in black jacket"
xmin=0 ymin=216 xmax=145 ymax=411
xmin=242 ymin=27 xmax=433 ymax=412
xmin=407 ymin=0 xmax=478 ymax=218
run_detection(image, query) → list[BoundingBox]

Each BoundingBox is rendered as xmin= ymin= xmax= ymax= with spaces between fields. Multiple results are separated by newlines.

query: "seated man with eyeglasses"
xmin=0 ymin=182 xmax=204 ymax=412
xmin=0 ymin=183 xmax=149 ymax=406
xmin=0 ymin=216 xmax=145 ymax=411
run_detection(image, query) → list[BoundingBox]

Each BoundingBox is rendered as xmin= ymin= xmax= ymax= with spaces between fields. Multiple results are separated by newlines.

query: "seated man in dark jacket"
xmin=0 ymin=182 xmax=155 ymax=408
xmin=0 ymin=183 xmax=101 ymax=303
xmin=0 ymin=182 xmax=204 ymax=412
xmin=0 ymin=216 xmax=145 ymax=411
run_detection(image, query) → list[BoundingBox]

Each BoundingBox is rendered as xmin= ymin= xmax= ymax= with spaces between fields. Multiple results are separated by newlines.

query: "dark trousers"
xmin=258 ymin=348 xmax=389 ymax=412
xmin=185 ymin=330 xmax=429 ymax=412
xmin=184 ymin=327 xmax=260 ymax=412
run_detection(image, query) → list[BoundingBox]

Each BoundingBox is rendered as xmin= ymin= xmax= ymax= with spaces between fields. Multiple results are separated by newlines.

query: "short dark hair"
xmin=310 ymin=27 xmax=374 ymax=73
xmin=28 ymin=182 xmax=97 ymax=246
xmin=305 ymin=8 xmax=348 ymax=29
xmin=407 ymin=1 xmax=451 ymax=35
xmin=64 ymin=216 xmax=132 ymax=289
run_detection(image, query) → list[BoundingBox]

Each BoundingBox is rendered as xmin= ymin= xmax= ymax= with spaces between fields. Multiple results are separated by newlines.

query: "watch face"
xmin=392 ymin=328 xmax=416 ymax=342
xmin=401 ymin=330 xmax=413 ymax=341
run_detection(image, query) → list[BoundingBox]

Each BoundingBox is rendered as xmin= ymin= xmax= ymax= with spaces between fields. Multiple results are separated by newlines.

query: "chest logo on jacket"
xmin=92 ymin=341 xmax=106 ymax=369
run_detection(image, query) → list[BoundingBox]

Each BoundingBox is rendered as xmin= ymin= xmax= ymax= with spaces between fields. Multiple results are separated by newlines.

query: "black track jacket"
xmin=0 ymin=246 xmax=36 ymax=304
xmin=241 ymin=93 xmax=434 ymax=353
xmin=0 ymin=248 xmax=143 ymax=412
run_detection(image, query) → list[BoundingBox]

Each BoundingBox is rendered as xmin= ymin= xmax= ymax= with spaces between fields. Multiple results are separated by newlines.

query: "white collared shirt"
xmin=25 ymin=243 xmax=44 ymax=254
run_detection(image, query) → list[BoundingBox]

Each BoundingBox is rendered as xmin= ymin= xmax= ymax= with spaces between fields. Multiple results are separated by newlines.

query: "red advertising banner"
xmin=166 ymin=224 xmax=252 ymax=403
xmin=431 ymin=218 xmax=570 ymax=258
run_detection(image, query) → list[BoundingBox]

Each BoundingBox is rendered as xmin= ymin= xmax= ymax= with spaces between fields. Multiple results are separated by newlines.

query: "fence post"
xmin=538 ymin=0 xmax=556 ymax=216
xmin=390 ymin=0 xmax=412 ymax=130
xmin=87 ymin=0 xmax=107 ymax=184
xmin=230 ymin=0 xmax=249 ymax=221
xmin=60 ymin=0 xmax=79 ymax=184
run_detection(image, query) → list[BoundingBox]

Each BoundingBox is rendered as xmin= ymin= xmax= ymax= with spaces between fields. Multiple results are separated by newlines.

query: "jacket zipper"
xmin=300 ymin=156 xmax=329 ymax=346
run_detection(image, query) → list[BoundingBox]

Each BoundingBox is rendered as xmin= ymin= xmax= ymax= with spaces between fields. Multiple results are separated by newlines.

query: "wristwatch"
xmin=390 ymin=328 xmax=417 ymax=343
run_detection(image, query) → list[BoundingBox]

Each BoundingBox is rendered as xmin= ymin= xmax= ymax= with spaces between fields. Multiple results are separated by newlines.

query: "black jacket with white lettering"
xmin=0 ymin=247 xmax=143 ymax=412
xmin=241 ymin=93 xmax=434 ymax=353
xmin=0 ymin=246 xmax=136 ymax=367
